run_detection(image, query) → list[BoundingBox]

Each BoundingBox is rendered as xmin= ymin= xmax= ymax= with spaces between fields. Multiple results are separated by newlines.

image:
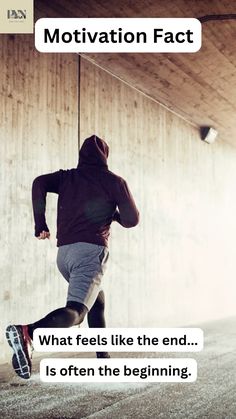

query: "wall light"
xmin=200 ymin=126 xmax=218 ymax=144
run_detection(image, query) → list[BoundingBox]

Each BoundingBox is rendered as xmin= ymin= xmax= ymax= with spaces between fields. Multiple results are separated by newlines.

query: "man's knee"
xmin=66 ymin=301 xmax=88 ymax=321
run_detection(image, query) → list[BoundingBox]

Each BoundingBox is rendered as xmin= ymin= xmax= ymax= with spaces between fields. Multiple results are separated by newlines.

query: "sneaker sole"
xmin=6 ymin=325 xmax=31 ymax=379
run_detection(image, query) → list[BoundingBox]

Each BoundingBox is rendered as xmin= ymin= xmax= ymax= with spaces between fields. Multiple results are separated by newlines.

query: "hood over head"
xmin=78 ymin=135 xmax=109 ymax=169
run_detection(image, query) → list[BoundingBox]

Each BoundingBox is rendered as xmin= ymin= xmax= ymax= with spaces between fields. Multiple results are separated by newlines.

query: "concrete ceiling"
xmin=35 ymin=0 xmax=236 ymax=147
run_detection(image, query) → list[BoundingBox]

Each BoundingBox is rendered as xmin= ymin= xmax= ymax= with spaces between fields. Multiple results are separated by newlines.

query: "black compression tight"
xmin=27 ymin=300 xmax=87 ymax=339
xmin=27 ymin=291 xmax=109 ymax=358
xmin=88 ymin=291 xmax=109 ymax=358
xmin=87 ymin=290 xmax=106 ymax=328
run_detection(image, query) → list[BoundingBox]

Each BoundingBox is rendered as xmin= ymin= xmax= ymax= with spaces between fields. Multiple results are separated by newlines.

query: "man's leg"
xmin=88 ymin=290 xmax=110 ymax=358
xmin=27 ymin=300 xmax=87 ymax=338
xmin=6 ymin=243 xmax=109 ymax=379
xmin=88 ymin=290 xmax=106 ymax=328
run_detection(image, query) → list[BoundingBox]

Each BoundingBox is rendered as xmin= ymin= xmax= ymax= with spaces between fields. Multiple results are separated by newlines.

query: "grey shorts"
xmin=56 ymin=242 xmax=109 ymax=311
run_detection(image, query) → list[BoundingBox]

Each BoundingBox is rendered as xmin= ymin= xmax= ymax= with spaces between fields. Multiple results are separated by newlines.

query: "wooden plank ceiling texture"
xmin=35 ymin=0 xmax=236 ymax=147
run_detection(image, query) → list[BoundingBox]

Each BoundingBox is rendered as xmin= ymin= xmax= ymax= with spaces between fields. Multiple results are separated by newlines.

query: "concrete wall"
xmin=1 ymin=43 xmax=236 ymax=364
xmin=80 ymin=58 xmax=236 ymax=328
xmin=0 ymin=35 xmax=78 ymax=363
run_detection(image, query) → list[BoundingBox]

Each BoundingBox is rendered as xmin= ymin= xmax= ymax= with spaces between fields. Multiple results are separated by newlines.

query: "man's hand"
xmin=37 ymin=230 xmax=50 ymax=240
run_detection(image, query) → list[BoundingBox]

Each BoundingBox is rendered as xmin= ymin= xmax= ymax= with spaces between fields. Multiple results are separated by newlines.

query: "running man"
xmin=6 ymin=135 xmax=139 ymax=379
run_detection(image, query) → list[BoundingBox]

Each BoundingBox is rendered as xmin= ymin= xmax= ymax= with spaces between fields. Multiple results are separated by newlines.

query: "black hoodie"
xmin=32 ymin=135 xmax=139 ymax=247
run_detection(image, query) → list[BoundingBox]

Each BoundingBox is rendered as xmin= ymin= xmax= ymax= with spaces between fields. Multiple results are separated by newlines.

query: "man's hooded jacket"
xmin=32 ymin=135 xmax=139 ymax=247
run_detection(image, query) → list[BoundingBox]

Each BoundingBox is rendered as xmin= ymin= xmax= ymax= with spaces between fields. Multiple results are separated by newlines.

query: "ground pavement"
xmin=0 ymin=317 xmax=235 ymax=418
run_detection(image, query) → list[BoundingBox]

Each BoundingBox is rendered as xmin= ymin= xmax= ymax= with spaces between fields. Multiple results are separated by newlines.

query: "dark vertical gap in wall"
xmin=78 ymin=54 xmax=81 ymax=152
